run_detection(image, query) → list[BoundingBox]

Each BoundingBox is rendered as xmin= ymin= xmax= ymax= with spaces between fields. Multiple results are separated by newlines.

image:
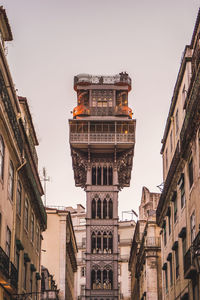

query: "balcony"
xmin=184 ymin=231 xmax=200 ymax=279
xmin=73 ymin=105 xmax=132 ymax=119
xmin=0 ymin=247 xmax=18 ymax=292
xmin=69 ymin=120 xmax=135 ymax=147
xmin=10 ymin=262 xmax=18 ymax=290
xmin=74 ymin=73 xmax=131 ymax=91
xmin=145 ymin=237 xmax=161 ymax=247
xmin=0 ymin=246 xmax=9 ymax=280
xmin=184 ymin=247 xmax=196 ymax=279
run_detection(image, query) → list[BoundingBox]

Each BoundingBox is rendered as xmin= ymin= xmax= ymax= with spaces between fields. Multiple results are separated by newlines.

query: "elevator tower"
xmin=69 ymin=73 xmax=136 ymax=300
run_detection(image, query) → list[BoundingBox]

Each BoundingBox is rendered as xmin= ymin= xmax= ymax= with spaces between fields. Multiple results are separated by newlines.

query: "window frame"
xmin=8 ymin=160 xmax=14 ymax=201
xmin=0 ymin=135 xmax=5 ymax=180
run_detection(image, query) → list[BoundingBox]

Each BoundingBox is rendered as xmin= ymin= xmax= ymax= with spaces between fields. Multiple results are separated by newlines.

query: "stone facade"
xmin=129 ymin=187 xmax=161 ymax=300
xmin=69 ymin=73 xmax=136 ymax=299
xmin=0 ymin=7 xmax=47 ymax=300
xmin=41 ymin=208 xmax=77 ymax=300
xmin=156 ymin=8 xmax=200 ymax=300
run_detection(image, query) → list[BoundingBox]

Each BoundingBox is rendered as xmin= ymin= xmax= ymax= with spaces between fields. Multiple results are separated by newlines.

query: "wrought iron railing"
xmin=10 ymin=261 xmax=18 ymax=289
xmin=184 ymin=231 xmax=200 ymax=279
xmin=0 ymin=246 xmax=9 ymax=278
xmin=70 ymin=132 xmax=135 ymax=144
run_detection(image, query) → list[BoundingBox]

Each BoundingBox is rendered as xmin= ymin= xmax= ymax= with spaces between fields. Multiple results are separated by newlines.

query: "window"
xmin=163 ymin=222 xmax=167 ymax=246
xmin=182 ymin=236 xmax=186 ymax=262
xmin=108 ymin=166 xmax=113 ymax=185
xmin=182 ymin=84 xmax=186 ymax=107
xmin=30 ymin=271 xmax=33 ymax=293
xmin=23 ymin=262 xmax=27 ymax=290
xmin=92 ymin=199 xmax=96 ymax=219
xmin=191 ymin=211 xmax=196 ymax=243
xmin=109 ymin=199 xmax=113 ymax=219
xmin=167 ymin=208 xmax=171 ymax=235
xmin=175 ymin=109 xmax=179 ymax=134
xmin=31 ymin=212 xmax=34 ymax=242
xmin=81 ymin=267 xmax=86 ymax=277
xmin=170 ymin=131 xmax=173 ymax=152
xmin=36 ymin=226 xmax=40 ymax=252
xmin=24 ymin=198 xmax=29 ymax=231
xmin=17 ymin=180 xmax=22 ymax=215
xmin=92 ymin=166 xmax=96 ymax=185
xmin=173 ymin=192 xmax=177 ymax=223
xmin=8 ymin=160 xmax=14 ymax=200
xmin=97 ymin=199 xmax=101 ymax=219
xmin=5 ymin=226 xmax=11 ymax=257
xmin=169 ymin=256 xmax=173 ymax=286
xmin=165 ymin=268 xmax=168 ymax=292
xmin=188 ymin=157 xmax=194 ymax=189
xmin=15 ymin=249 xmax=20 ymax=272
xmin=0 ymin=135 xmax=5 ymax=179
xmin=175 ymin=246 xmax=179 ymax=279
xmin=179 ymin=174 xmax=185 ymax=208
xmin=165 ymin=148 xmax=168 ymax=170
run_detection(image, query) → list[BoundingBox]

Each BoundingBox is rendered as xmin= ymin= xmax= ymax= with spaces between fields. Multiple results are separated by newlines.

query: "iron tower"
xmin=69 ymin=73 xmax=136 ymax=300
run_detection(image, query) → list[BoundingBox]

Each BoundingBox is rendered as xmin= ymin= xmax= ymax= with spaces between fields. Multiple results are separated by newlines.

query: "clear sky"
xmin=2 ymin=0 xmax=199 ymax=219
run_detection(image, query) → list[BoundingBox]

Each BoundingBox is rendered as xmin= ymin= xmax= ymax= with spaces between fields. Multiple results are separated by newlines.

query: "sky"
xmin=1 ymin=0 xmax=200 ymax=220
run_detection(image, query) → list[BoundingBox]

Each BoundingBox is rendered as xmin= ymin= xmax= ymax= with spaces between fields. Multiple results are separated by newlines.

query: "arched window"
xmin=92 ymin=199 xmax=96 ymax=219
xmin=97 ymin=166 xmax=101 ymax=185
xmin=103 ymin=166 xmax=107 ymax=185
xmin=92 ymin=166 xmax=96 ymax=185
xmin=97 ymin=232 xmax=101 ymax=253
xmin=97 ymin=270 xmax=101 ymax=288
xmin=108 ymin=166 xmax=113 ymax=185
xmin=108 ymin=232 xmax=113 ymax=253
xmin=91 ymin=270 xmax=95 ymax=289
xmin=103 ymin=270 xmax=107 ymax=288
xmin=103 ymin=232 xmax=107 ymax=253
xmin=97 ymin=199 xmax=101 ymax=219
xmin=109 ymin=199 xmax=113 ymax=219
xmin=0 ymin=135 xmax=5 ymax=179
xmin=91 ymin=232 xmax=96 ymax=253
xmin=103 ymin=199 xmax=107 ymax=219
xmin=109 ymin=270 xmax=113 ymax=289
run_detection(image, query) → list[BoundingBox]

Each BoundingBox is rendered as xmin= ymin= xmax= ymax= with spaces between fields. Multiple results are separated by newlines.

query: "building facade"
xmin=41 ymin=208 xmax=77 ymax=300
xmin=66 ymin=205 xmax=135 ymax=300
xmin=69 ymin=73 xmax=136 ymax=299
xmin=0 ymin=7 xmax=47 ymax=300
xmin=129 ymin=187 xmax=161 ymax=300
xmin=156 ymin=8 xmax=200 ymax=300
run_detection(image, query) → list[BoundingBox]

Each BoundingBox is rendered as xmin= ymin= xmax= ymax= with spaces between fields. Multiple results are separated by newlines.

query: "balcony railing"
xmin=184 ymin=246 xmax=196 ymax=279
xmin=0 ymin=247 xmax=18 ymax=291
xmin=70 ymin=132 xmax=135 ymax=144
xmin=184 ymin=231 xmax=200 ymax=279
xmin=10 ymin=262 xmax=18 ymax=290
xmin=144 ymin=237 xmax=161 ymax=247
xmin=0 ymin=246 xmax=9 ymax=279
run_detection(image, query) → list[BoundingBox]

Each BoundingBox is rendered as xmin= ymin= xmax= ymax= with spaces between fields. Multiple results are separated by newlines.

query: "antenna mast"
xmin=41 ymin=167 xmax=50 ymax=207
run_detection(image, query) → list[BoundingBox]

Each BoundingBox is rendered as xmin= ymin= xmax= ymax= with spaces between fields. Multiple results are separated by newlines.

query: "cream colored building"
xmin=156 ymin=8 xmax=200 ymax=300
xmin=129 ymin=187 xmax=161 ymax=300
xmin=41 ymin=208 xmax=77 ymax=300
xmin=0 ymin=6 xmax=46 ymax=300
xmin=66 ymin=204 xmax=136 ymax=300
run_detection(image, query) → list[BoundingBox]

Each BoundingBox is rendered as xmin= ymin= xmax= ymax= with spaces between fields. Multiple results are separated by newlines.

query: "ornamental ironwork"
xmin=0 ymin=69 xmax=23 ymax=153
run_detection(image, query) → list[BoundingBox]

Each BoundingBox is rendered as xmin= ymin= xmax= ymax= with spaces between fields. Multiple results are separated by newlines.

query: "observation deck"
xmin=74 ymin=72 xmax=131 ymax=91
